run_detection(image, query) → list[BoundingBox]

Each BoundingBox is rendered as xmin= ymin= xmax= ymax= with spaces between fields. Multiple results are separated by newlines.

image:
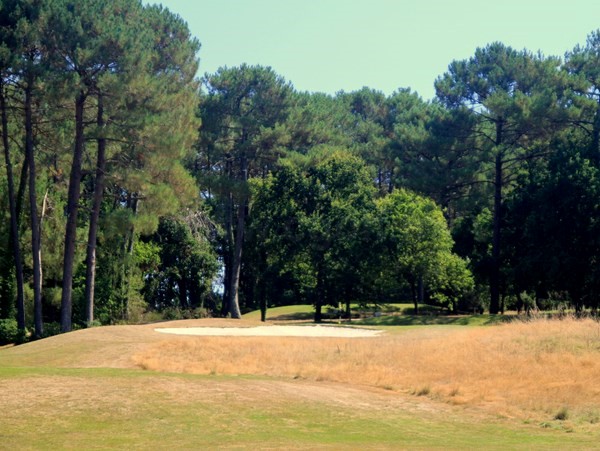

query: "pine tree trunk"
xmin=25 ymin=75 xmax=43 ymax=338
xmin=259 ymin=279 xmax=267 ymax=322
xmin=121 ymin=195 xmax=138 ymax=321
xmin=411 ymin=278 xmax=419 ymax=315
xmin=61 ymin=91 xmax=87 ymax=333
xmin=490 ymin=154 xmax=503 ymax=315
xmin=15 ymin=156 xmax=28 ymax=226
xmin=228 ymin=197 xmax=245 ymax=319
xmin=84 ymin=94 xmax=106 ymax=326
xmin=489 ymin=119 xmax=504 ymax=315
xmin=591 ymin=97 xmax=600 ymax=165
xmin=221 ymin=191 xmax=233 ymax=316
xmin=1 ymin=81 xmax=25 ymax=330
xmin=228 ymin=152 xmax=248 ymax=319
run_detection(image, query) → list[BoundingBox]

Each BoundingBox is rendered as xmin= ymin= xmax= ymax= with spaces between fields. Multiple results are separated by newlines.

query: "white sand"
xmin=154 ymin=325 xmax=383 ymax=338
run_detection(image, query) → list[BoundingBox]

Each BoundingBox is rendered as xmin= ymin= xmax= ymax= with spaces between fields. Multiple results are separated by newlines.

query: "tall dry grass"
xmin=134 ymin=318 xmax=600 ymax=422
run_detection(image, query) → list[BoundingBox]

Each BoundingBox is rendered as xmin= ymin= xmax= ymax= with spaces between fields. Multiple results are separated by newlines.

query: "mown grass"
xmin=0 ymin=367 xmax=595 ymax=450
xmin=352 ymin=312 xmax=513 ymax=327
xmin=2 ymin=315 xmax=600 ymax=448
xmin=243 ymin=304 xmax=316 ymax=321
xmin=243 ymin=303 xmax=510 ymax=327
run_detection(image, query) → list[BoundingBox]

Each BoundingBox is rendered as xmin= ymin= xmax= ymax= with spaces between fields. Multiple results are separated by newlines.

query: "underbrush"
xmin=139 ymin=307 xmax=211 ymax=323
xmin=0 ymin=318 xmax=20 ymax=344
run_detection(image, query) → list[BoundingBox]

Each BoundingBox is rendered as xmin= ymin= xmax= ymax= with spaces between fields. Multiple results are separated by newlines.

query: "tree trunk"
xmin=418 ymin=275 xmax=424 ymax=304
xmin=228 ymin=152 xmax=248 ymax=319
xmin=179 ymin=277 xmax=188 ymax=309
xmin=15 ymin=155 xmax=29 ymax=226
xmin=24 ymin=74 xmax=43 ymax=338
xmin=61 ymin=91 xmax=87 ymax=333
xmin=490 ymin=120 xmax=504 ymax=315
xmin=220 ymin=191 xmax=233 ymax=316
xmin=121 ymin=194 xmax=138 ymax=321
xmin=228 ymin=196 xmax=245 ymax=319
xmin=490 ymin=153 xmax=502 ymax=314
xmin=314 ymin=303 xmax=322 ymax=323
xmin=314 ymin=265 xmax=323 ymax=323
xmin=260 ymin=295 xmax=267 ymax=322
xmin=411 ymin=279 xmax=419 ymax=315
xmin=1 ymin=81 xmax=26 ymax=330
xmin=515 ymin=291 xmax=523 ymax=314
xmin=254 ymin=263 xmax=267 ymax=322
xmin=84 ymin=94 xmax=106 ymax=326
xmin=591 ymin=96 xmax=600 ymax=165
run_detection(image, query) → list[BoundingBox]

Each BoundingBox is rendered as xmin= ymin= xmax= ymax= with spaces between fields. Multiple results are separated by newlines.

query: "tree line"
xmin=1 ymin=0 xmax=599 ymax=340
xmin=0 ymin=0 xmax=202 ymax=339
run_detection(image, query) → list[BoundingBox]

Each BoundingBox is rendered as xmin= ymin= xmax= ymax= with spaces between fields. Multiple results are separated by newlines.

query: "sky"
xmin=146 ymin=0 xmax=600 ymax=99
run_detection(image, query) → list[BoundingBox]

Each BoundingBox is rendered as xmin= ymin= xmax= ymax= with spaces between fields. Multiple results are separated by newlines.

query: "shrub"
xmin=414 ymin=386 xmax=431 ymax=396
xmin=42 ymin=322 xmax=62 ymax=338
xmin=160 ymin=307 xmax=211 ymax=321
xmin=0 ymin=318 xmax=19 ymax=345
xmin=457 ymin=284 xmax=488 ymax=314
xmin=42 ymin=322 xmax=82 ymax=338
xmin=554 ymin=407 xmax=569 ymax=421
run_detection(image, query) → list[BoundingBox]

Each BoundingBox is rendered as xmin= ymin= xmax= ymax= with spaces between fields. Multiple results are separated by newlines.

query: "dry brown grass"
xmin=133 ymin=318 xmax=600 ymax=424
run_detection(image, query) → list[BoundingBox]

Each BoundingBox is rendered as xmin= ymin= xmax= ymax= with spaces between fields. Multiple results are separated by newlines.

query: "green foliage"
xmin=285 ymin=91 xmax=353 ymax=153
xmin=142 ymin=216 xmax=218 ymax=313
xmin=195 ymin=64 xmax=295 ymax=316
xmin=197 ymin=64 xmax=294 ymax=183
xmin=246 ymin=149 xmax=379 ymax=318
xmin=159 ymin=307 xmax=211 ymax=321
xmin=376 ymin=188 xmax=473 ymax=308
xmin=246 ymin=149 xmax=474 ymax=319
xmin=430 ymin=253 xmax=475 ymax=312
xmin=435 ymin=41 xmax=571 ymax=313
xmin=2 ymin=0 xmax=600 ymax=334
xmin=0 ymin=318 xmax=19 ymax=344
xmin=504 ymin=136 xmax=600 ymax=311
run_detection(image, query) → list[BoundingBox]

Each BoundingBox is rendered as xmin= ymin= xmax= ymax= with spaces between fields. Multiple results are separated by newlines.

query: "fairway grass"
xmin=1 ymin=368 xmax=595 ymax=450
xmin=1 ymin=316 xmax=599 ymax=449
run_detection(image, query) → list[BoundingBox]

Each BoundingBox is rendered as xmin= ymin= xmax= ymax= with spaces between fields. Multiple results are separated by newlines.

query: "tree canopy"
xmin=1 ymin=2 xmax=599 ymax=337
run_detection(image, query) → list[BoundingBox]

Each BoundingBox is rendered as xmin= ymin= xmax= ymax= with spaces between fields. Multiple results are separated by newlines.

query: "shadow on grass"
xmin=352 ymin=314 xmax=515 ymax=327
xmin=266 ymin=312 xmax=315 ymax=321
xmin=262 ymin=306 xmax=520 ymax=327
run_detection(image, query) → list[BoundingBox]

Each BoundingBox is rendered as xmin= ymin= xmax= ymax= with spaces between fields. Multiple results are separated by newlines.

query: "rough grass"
xmin=133 ymin=317 xmax=600 ymax=427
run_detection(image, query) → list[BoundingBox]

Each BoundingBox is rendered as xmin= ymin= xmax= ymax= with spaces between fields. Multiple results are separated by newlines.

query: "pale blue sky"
xmin=147 ymin=0 xmax=600 ymax=99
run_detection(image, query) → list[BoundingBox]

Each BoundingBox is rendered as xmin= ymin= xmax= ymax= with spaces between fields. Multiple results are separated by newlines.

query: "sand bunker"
xmin=154 ymin=325 xmax=383 ymax=338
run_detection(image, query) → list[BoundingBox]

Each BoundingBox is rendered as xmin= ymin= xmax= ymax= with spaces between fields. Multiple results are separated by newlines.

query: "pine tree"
xmin=197 ymin=65 xmax=293 ymax=318
xmin=435 ymin=43 xmax=568 ymax=313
